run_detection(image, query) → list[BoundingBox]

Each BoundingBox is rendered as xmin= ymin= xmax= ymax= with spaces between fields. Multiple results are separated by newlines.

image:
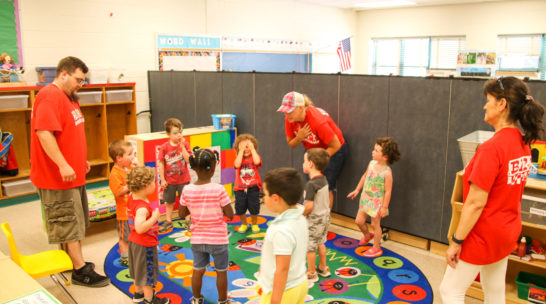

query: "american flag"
xmin=337 ymin=38 xmax=351 ymax=72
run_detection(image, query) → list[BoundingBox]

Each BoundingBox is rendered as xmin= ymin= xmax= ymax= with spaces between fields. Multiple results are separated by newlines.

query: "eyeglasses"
xmin=169 ymin=130 xmax=183 ymax=135
xmin=70 ymin=74 xmax=85 ymax=85
xmin=497 ymin=77 xmax=504 ymax=92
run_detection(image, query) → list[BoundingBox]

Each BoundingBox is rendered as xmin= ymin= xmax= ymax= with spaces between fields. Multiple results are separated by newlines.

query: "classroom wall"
xmin=355 ymin=0 xmax=546 ymax=74
xmin=17 ymin=0 xmax=355 ymax=133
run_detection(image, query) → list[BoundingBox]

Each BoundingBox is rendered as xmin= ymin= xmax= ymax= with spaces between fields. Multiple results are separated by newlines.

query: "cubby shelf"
xmin=0 ymin=83 xmax=136 ymax=201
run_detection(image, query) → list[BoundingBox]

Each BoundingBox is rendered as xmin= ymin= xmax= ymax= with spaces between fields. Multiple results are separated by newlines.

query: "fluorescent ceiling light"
xmin=355 ymin=0 xmax=417 ymax=8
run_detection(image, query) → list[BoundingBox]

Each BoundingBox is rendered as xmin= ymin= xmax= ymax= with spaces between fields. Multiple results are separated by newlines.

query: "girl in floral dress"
xmin=347 ymin=137 xmax=400 ymax=257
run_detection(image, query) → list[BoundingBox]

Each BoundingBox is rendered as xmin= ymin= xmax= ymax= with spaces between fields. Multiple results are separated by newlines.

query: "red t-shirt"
xmin=284 ymin=106 xmax=345 ymax=150
xmin=127 ymin=197 xmax=159 ymax=247
xmin=460 ymin=128 xmax=530 ymax=265
xmin=157 ymin=141 xmax=192 ymax=185
xmin=30 ymin=84 xmax=87 ymax=189
xmin=234 ymin=156 xmax=262 ymax=191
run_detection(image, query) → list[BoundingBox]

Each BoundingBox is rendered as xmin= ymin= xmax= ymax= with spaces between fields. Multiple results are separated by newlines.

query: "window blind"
xmin=429 ymin=37 xmax=466 ymax=70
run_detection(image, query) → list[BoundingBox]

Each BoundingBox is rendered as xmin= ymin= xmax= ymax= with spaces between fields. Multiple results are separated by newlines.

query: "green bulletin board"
xmin=0 ymin=0 xmax=22 ymax=65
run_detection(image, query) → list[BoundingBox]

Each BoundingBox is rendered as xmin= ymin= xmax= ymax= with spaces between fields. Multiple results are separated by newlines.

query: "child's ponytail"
xmin=189 ymin=146 xmax=219 ymax=172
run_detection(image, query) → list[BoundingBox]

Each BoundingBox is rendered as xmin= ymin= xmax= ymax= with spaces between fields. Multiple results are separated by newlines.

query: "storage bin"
xmin=35 ymin=67 xmax=56 ymax=85
xmin=0 ymin=94 xmax=29 ymax=109
xmin=457 ymin=130 xmax=495 ymax=167
xmin=88 ymin=69 xmax=108 ymax=84
xmin=516 ymin=271 xmax=546 ymax=303
xmin=105 ymin=89 xmax=133 ymax=102
xmin=1 ymin=178 xmax=36 ymax=196
xmin=78 ymin=91 xmax=102 ymax=105
xmin=211 ymin=114 xmax=236 ymax=130
xmin=520 ymin=194 xmax=546 ymax=226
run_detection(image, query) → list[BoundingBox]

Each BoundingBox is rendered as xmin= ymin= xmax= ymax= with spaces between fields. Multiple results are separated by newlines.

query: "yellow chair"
xmin=1 ymin=222 xmax=78 ymax=303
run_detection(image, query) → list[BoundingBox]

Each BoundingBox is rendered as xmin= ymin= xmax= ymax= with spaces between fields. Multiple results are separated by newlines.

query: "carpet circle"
xmin=105 ymin=216 xmax=433 ymax=303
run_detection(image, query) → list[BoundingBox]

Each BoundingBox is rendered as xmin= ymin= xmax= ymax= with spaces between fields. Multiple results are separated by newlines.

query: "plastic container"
xmin=516 ymin=271 xmax=546 ymax=303
xmin=105 ymin=89 xmax=133 ymax=102
xmin=211 ymin=114 xmax=236 ymax=130
xmin=88 ymin=69 xmax=108 ymax=84
xmin=1 ymin=178 xmax=36 ymax=196
xmin=78 ymin=91 xmax=102 ymax=105
xmin=0 ymin=94 xmax=29 ymax=109
xmin=520 ymin=194 xmax=546 ymax=226
xmin=457 ymin=130 xmax=495 ymax=167
xmin=35 ymin=67 xmax=56 ymax=85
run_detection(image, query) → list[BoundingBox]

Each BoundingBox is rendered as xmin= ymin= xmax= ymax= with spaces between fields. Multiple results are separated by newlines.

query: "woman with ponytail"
xmin=440 ymin=76 xmax=544 ymax=303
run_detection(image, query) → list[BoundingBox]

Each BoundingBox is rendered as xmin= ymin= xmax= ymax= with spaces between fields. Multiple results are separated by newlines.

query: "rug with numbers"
xmin=105 ymin=215 xmax=433 ymax=304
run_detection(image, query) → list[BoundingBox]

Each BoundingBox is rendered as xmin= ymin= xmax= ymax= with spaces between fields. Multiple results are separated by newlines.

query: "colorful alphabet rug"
xmin=105 ymin=215 xmax=433 ymax=303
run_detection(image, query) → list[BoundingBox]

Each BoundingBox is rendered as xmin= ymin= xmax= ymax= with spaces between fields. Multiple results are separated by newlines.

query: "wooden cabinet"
xmin=448 ymin=172 xmax=546 ymax=303
xmin=0 ymin=83 xmax=136 ymax=201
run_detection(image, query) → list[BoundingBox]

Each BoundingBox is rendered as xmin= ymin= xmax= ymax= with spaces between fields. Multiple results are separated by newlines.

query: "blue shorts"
xmin=234 ymin=186 xmax=261 ymax=215
xmin=191 ymin=243 xmax=229 ymax=272
xmin=322 ymin=142 xmax=348 ymax=191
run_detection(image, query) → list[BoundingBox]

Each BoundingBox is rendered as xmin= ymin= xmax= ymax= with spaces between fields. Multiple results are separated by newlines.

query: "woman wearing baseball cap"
xmin=278 ymin=91 xmax=348 ymax=209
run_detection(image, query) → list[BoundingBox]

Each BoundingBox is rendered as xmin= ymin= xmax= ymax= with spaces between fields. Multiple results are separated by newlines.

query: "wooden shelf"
xmin=0 ymin=108 xmax=31 ymax=113
xmin=106 ymin=101 xmax=134 ymax=105
xmin=88 ymin=158 xmax=109 ymax=166
xmin=468 ymin=281 xmax=527 ymax=304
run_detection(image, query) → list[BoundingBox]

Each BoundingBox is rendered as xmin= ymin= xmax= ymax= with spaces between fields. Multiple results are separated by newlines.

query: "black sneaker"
xmin=72 ymin=263 xmax=110 ymax=287
xmin=144 ymin=296 xmax=170 ymax=304
xmin=133 ymin=292 xmax=144 ymax=303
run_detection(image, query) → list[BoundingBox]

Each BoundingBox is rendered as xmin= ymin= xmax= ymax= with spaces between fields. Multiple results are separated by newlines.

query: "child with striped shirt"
xmin=178 ymin=147 xmax=234 ymax=304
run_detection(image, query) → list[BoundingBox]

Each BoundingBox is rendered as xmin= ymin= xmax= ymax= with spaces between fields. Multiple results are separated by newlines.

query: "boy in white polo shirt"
xmin=258 ymin=168 xmax=309 ymax=304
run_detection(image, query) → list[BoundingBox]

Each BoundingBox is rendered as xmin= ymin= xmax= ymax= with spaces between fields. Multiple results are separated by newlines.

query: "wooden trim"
xmin=430 ymin=241 xmax=448 ymax=256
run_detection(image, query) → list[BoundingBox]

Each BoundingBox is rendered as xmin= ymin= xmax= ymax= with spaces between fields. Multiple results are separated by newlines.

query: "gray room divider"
xmin=148 ymin=71 xmax=546 ymax=243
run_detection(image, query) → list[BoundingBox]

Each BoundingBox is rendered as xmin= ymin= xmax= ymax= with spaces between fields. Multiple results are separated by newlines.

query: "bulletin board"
xmin=0 ymin=0 xmax=22 ymax=66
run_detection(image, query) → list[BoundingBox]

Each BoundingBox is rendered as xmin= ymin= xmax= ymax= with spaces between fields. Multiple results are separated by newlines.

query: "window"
xmin=497 ymin=34 xmax=542 ymax=72
xmin=429 ymin=37 xmax=466 ymax=70
xmin=371 ymin=36 xmax=466 ymax=76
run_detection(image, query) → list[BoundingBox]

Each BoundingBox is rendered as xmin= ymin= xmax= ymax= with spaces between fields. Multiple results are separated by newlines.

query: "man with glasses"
xmin=30 ymin=56 xmax=110 ymax=288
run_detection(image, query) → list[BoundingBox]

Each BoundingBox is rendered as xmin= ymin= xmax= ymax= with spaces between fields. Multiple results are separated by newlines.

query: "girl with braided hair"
xmin=178 ymin=147 xmax=234 ymax=304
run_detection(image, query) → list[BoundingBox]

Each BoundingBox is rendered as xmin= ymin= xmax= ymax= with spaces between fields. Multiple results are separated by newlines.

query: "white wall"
xmin=355 ymin=0 xmax=546 ymax=74
xmin=18 ymin=0 xmax=355 ymax=133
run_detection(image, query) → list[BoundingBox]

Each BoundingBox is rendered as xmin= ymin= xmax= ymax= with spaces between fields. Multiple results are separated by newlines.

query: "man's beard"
xmin=70 ymin=91 xmax=79 ymax=102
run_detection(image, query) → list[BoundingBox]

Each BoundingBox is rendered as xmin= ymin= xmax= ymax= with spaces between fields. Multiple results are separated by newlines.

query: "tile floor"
xmin=0 ymin=199 xmax=482 ymax=303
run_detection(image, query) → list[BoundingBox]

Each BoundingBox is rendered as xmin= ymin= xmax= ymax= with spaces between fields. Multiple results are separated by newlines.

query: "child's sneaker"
xmin=120 ymin=257 xmax=129 ymax=267
xmin=363 ymin=247 xmax=383 ymax=257
xmin=159 ymin=221 xmax=173 ymax=232
xmin=307 ymin=271 xmax=319 ymax=283
xmin=132 ymin=292 xmax=144 ymax=303
xmin=143 ymin=295 xmax=170 ymax=304
xmin=217 ymin=299 xmax=235 ymax=304
xmin=317 ymin=266 xmax=331 ymax=277
xmin=190 ymin=296 xmax=204 ymax=304
xmin=359 ymin=232 xmax=374 ymax=246
xmin=251 ymin=224 xmax=260 ymax=233
xmin=237 ymin=225 xmax=248 ymax=233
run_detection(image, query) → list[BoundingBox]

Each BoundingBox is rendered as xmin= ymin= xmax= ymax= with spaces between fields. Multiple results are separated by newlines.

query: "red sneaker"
xmin=359 ymin=232 xmax=374 ymax=246
xmin=363 ymin=247 xmax=383 ymax=257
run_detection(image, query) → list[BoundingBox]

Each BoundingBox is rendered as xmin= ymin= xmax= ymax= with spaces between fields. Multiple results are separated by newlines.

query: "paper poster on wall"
xmin=161 ymin=52 xmax=218 ymax=71
xmin=456 ymin=50 xmax=496 ymax=77
xmin=157 ymin=35 xmax=221 ymax=71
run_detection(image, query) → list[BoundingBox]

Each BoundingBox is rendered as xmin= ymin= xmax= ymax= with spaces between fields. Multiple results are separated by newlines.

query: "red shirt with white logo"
xmin=285 ymin=106 xmax=345 ymax=150
xmin=30 ymin=84 xmax=87 ymax=189
xmin=234 ymin=156 xmax=262 ymax=191
xmin=157 ymin=141 xmax=192 ymax=185
xmin=460 ymin=127 xmax=530 ymax=265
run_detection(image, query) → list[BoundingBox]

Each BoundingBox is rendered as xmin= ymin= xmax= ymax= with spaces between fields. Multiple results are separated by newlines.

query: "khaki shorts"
xmin=38 ymin=186 xmax=89 ymax=244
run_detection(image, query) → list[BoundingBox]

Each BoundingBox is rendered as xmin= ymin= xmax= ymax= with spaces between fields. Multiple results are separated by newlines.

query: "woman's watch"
xmin=452 ymin=233 xmax=464 ymax=245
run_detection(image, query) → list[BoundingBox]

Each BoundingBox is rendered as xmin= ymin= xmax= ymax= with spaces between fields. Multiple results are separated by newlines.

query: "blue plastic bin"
xmin=211 ymin=114 xmax=236 ymax=130
xmin=36 ymin=67 xmax=56 ymax=85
